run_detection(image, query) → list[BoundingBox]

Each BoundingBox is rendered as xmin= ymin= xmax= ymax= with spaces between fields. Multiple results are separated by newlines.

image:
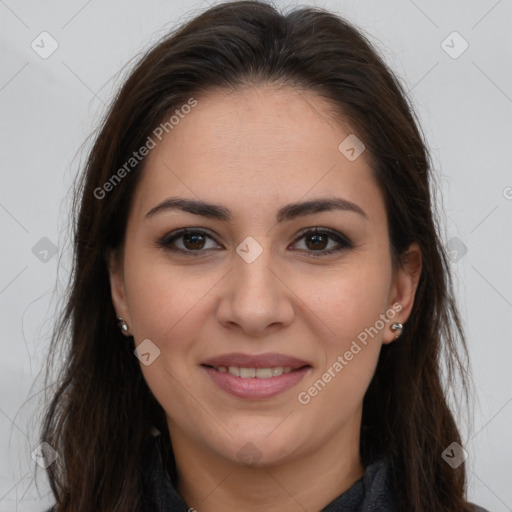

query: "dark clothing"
xmin=139 ymin=432 xmax=492 ymax=512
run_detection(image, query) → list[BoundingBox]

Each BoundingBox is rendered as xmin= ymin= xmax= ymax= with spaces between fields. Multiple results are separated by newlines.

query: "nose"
xmin=215 ymin=243 xmax=295 ymax=336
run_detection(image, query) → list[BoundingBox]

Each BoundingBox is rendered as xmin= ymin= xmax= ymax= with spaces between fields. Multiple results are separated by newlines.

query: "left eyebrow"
xmin=144 ymin=196 xmax=368 ymax=222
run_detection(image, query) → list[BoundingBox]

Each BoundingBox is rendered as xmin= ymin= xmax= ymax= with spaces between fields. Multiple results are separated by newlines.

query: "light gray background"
xmin=1 ymin=0 xmax=511 ymax=510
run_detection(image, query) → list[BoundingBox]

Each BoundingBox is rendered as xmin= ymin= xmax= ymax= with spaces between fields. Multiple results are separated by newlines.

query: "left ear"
xmin=383 ymin=242 xmax=422 ymax=344
xmin=107 ymin=247 xmax=133 ymax=334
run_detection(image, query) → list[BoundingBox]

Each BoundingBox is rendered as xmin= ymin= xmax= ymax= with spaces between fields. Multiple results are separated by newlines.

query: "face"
xmin=109 ymin=85 xmax=420 ymax=468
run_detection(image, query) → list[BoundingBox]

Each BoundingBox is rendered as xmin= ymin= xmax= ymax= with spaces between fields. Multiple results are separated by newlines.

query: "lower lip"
xmin=202 ymin=365 xmax=311 ymax=399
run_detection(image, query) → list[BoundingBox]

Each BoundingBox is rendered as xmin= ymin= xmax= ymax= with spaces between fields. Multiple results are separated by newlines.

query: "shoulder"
xmin=470 ymin=504 xmax=491 ymax=512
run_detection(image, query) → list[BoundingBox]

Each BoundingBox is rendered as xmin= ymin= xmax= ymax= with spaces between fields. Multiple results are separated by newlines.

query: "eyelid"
xmin=158 ymin=226 xmax=353 ymax=256
xmin=291 ymin=226 xmax=353 ymax=247
xmin=159 ymin=227 xmax=223 ymax=251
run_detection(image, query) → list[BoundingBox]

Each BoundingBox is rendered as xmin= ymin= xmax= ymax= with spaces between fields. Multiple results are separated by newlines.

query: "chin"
xmin=217 ymin=428 xmax=307 ymax=468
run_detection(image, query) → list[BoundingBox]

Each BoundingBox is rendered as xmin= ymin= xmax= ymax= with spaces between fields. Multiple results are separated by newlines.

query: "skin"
xmin=109 ymin=85 xmax=422 ymax=512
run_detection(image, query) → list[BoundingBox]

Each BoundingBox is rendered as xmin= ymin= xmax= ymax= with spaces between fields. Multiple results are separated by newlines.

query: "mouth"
xmin=202 ymin=364 xmax=308 ymax=378
xmin=200 ymin=354 xmax=312 ymax=399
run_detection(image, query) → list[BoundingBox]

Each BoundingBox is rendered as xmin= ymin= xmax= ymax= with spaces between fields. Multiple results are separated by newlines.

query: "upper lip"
xmin=202 ymin=352 xmax=311 ymax=369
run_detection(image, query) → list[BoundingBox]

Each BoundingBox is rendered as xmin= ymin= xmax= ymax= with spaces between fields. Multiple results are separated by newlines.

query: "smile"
xmin=201 ymin=364 xmax=311 ymax=399
xmin=212 ymin=366 xmax=293 ymax=378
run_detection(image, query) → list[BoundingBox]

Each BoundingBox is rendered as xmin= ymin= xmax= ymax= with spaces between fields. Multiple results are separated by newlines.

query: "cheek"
xmin=291 ymin=257 xmax=391 ymax=346
xmin=294 ymin=269 xmax=388 ymax=430
xmin=291 ymin=255 xmax=391 ymax=407
xmin=123 ymin=255 xmax=215 ymax=424
xmin=123 ymin=251 xmax=217 ymax=344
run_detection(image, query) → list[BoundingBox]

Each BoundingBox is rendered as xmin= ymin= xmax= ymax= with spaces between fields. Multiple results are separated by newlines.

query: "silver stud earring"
xmin=117 ymin=317 xmax=131 ymax=336
xmin=390 ymin=322 xmax=403 ymax=340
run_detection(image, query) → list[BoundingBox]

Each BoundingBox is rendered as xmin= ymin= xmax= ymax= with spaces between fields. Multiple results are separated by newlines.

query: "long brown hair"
xmin=41 ymin=1 xmax=474 ymax=510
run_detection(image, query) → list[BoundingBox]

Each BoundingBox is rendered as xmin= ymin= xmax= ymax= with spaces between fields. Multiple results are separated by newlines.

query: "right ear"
xmin=107 ymin=248 xmax=132 ymax=328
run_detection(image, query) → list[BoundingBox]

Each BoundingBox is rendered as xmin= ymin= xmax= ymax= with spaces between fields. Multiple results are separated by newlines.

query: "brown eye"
xmin=304 ymin=232 xmax=329 ymax=251
xmin=291 ymin=228 xmax=353 ymax=256
xmin=158 ymin=227 xmax=352 ymax=258
xmin=158 ymin=229 xmax=222 ymax=255
xmin=182 ymin=232 xmax=207 ymax=250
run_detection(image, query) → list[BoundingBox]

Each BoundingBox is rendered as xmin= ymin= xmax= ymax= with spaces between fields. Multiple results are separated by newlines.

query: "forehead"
xmin=130 ymin=86 xmax=385 ymax=225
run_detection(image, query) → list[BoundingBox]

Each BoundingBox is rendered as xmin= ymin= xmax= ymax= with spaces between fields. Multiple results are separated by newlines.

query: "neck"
xmin=168 ymin=413 xmax=364 ymax=512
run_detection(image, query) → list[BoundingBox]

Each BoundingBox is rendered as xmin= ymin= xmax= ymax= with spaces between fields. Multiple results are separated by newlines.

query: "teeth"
xmin=240 ymin=367 xmax=256 ymax=378
xmin=218 ymin=366 xmax=294 ymax=378
xmin=256 ymin=368 xmax=273 ymax=378
xmin=228 ymin=366 xmax=240 ymax=376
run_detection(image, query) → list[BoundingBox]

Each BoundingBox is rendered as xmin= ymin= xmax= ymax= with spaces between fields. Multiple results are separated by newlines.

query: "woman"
xmin=40 ymin=1 xmax=490 ymax=511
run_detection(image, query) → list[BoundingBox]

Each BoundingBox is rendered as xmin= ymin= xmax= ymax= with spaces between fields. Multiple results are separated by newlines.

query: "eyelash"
xmin=157 ymin=227 xmax=353 ymax=257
